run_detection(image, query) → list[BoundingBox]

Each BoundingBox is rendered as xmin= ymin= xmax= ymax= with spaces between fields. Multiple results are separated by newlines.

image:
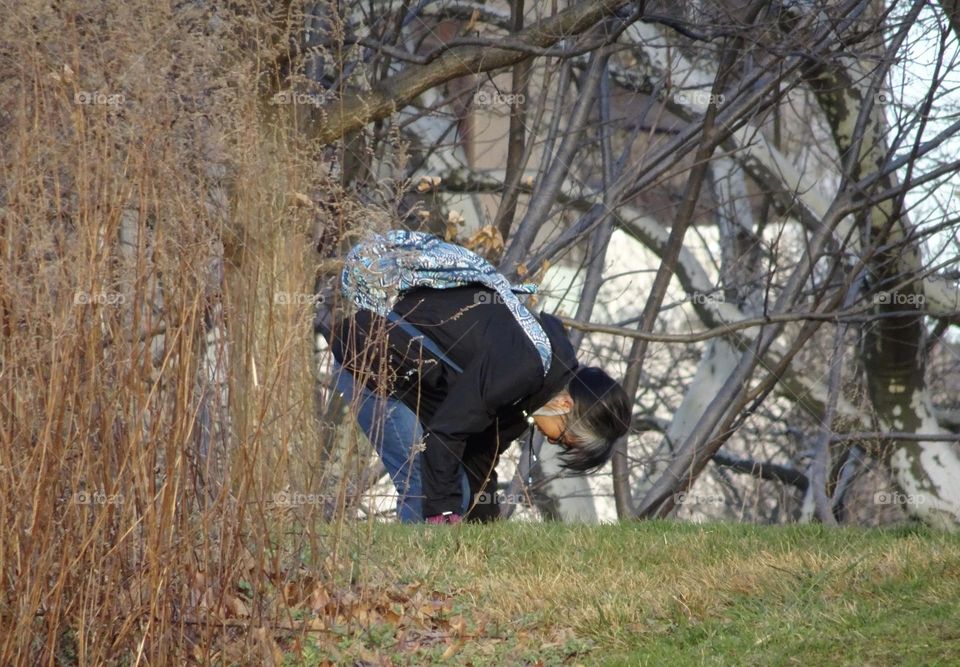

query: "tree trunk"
xmin=800 ymin=1 xmax=960 ymax=527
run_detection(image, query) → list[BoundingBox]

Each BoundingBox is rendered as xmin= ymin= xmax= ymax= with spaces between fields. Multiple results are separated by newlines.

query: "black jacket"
xmin=330 ymin=285 xmax=578 ymax=519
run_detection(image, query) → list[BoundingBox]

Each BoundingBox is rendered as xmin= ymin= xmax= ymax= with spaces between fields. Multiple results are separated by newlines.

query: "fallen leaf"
xmin=254 ymin=627 xmax=284 ymax=667
xmin=225 ymin=593 xmax=250 ymax=618
xmin=309 ymin=584 xmax=330 ymax=611
xmin=292 ymin=192 xmax=315 ymax=208
xmin=441 ymin=639 xmax=464 ymax=660
xmin=450 ymin=615 xmax=467 ymax=636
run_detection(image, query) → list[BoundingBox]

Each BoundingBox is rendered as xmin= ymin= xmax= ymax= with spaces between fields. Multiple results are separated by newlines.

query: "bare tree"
xmin=261 ymin=0 xmax=960 ymax=527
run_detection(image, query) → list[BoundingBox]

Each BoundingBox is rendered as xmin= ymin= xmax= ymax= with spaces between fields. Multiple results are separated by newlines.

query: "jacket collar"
xmin=521 ymin=312 xmax=578 ymax=413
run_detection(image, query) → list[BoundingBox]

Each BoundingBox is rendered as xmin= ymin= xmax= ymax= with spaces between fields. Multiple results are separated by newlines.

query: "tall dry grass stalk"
xmin=0 ymin=1 xmax=403 ymax=662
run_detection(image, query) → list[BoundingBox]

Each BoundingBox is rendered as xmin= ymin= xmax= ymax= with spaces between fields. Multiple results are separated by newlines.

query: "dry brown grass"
xmin=0 ymin=1 xmax=402 ymax=663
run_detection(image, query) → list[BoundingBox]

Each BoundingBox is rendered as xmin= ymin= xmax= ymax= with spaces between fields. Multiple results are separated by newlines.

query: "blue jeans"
xmin=333 ymin=363 xmax=469 ymax=522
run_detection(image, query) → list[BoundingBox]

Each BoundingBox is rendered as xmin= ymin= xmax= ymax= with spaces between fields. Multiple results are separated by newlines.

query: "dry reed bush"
xmin=0 ymin=1 xmax=410 ymax=663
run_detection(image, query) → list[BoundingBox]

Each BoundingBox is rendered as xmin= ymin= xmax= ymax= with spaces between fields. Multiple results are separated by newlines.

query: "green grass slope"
xmin=285 ymin=522 xmax=960 ymax=666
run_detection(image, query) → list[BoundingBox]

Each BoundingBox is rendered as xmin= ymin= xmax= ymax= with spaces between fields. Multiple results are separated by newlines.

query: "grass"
xmin=284 ymin=521 xmax=960 ymax=666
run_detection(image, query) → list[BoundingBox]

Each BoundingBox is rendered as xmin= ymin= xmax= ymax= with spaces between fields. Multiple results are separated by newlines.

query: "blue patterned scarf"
xmin=341 ymin=230 xmax=552 ymax=375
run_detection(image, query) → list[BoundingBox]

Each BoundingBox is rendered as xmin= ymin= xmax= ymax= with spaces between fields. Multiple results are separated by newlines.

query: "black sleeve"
xmin=330 ymin=309 xmax=447 ymax=401
xmin=420 ymin=353 xmax=538 ymax=517
xmin=460 ymin=423 xmax=505 ymax=523
xmin=329 ymin=310 xmax=388 ymax=392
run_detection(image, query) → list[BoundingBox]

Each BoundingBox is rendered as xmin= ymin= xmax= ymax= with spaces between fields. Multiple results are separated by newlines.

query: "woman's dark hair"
xmin=558 ymin=366 xmax=631 ymax=473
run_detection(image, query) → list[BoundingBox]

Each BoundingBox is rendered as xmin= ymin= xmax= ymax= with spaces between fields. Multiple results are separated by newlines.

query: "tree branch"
xmin=306 ymin=0 xmax=634 ymax=146
xmin=712 ymin=451 xmax=809 ymax=492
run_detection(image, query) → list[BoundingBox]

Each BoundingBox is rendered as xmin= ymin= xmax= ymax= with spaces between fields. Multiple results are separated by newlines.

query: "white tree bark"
xmin=803 ymin=22 xmax=960 ymax=528
xmin=884 ymin=392 xmax=960 ymax=527
xmin=535 ymin=447 xmax=599 ymax=522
